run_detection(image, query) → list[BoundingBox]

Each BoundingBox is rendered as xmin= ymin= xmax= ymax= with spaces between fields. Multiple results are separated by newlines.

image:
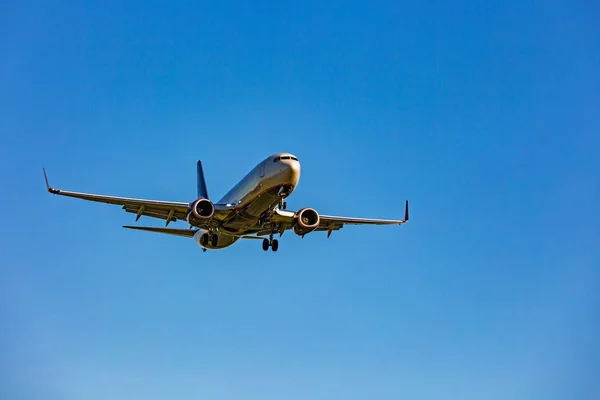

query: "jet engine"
xmin=293 ymin=207 xmax=320 ymax=236
xmin=187 ymin=197 xmax=215 ymax=226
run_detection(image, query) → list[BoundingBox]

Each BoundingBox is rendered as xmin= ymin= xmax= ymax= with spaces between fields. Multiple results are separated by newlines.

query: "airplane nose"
xmin=283 ymin=160 xmax=300 ymax=185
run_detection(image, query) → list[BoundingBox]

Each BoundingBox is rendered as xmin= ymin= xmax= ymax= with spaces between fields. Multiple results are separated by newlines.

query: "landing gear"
xmin=262 ymin=237 xmax=279 ymax=252
xmin=200 ymin=232 xmax=219 ymax=247
xmin=200 ymin=233 xmax=209 ymax=246
xmin=278 ymin=198 xmax=287 ymax=210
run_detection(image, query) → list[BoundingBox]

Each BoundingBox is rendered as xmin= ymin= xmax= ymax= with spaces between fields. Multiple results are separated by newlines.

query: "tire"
xmin=262 ymin=238 xmax=270 ymax=251
xmin=211 ymin=234 xmax=218 ymax=247
xmin=200 ymin=233 xmax=209 ymax=246
xmin=271 ymin=239 xmax=279 ymax=252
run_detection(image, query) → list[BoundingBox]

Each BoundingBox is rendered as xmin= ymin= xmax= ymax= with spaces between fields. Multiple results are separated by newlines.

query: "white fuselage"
xmin=193 ymin=153 xmax=300 ymax=249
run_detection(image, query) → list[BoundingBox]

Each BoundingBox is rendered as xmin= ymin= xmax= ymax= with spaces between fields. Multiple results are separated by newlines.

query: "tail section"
xmin=197 ymin=160 xmax=209 ymax=199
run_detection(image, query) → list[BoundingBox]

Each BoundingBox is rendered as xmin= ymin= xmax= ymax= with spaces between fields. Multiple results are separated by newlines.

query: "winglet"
xmin=404 ymin=200 xmax=409 ymax=222
xmin=43 ymin=168 xmax=60 ymax=194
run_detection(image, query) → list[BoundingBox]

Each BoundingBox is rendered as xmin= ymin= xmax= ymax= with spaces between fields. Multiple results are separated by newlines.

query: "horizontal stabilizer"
xmin=123 ymin=225 xmax=197 ymax=238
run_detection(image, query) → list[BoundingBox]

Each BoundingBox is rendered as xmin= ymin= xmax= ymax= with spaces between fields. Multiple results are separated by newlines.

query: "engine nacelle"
xmin=293 ymin=207 xmax=320 ymax=236
xmin=187 ymin=197 xmax=215 ymax=226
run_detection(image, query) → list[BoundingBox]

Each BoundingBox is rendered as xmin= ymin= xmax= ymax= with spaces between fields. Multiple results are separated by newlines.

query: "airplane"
xmin=43 ymin=153 xmax=409 ymax=252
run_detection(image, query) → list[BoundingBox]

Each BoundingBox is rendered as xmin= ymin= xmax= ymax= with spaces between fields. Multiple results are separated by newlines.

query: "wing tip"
xmin=43 ymin=168 xmax=60 ymax=194
xmin=404 ymin=200 xmax=409 ymax=222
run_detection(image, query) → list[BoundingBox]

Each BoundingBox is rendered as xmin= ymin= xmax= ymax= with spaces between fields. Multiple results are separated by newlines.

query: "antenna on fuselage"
xmin=197 ymin=160 xmax=209 ymax=199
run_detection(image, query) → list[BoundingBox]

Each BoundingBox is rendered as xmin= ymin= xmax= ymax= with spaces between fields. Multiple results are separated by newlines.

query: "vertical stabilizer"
xmin=197 ymin=160 xmax=209 ymax=199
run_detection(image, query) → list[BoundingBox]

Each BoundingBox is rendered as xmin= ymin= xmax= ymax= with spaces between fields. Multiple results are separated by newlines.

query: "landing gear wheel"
xmin=282 ymin=202 xmax=287 ymax=210
xmin=262 ymin=238 xmax=270 ymax=251
xmin=200 ymin=233 xmax=209 ymax=246
xmin=211 ymin=234 xmax=218 ymax=247
xmin=271 ymin=239 xmax=279 ymax=252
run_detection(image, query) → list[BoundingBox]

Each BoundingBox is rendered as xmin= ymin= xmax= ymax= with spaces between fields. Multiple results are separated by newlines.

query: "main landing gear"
xmin=262 ymin=236 xmax=279 ymax=252
xmin=200 ymin=232 xmax=219 ymax=247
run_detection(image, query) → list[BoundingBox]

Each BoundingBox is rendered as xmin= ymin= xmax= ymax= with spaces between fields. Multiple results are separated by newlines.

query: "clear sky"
xmin=1 ymin=1 xmax=599 ymax=399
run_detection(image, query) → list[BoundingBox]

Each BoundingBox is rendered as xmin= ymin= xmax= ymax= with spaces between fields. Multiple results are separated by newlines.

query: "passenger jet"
xmin=44 ymin=153 xmax=409 ymax=252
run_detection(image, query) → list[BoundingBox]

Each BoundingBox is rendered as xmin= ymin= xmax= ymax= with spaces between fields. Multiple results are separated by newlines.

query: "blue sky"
xmin=1 ymin=1 xmax=599 ymax=399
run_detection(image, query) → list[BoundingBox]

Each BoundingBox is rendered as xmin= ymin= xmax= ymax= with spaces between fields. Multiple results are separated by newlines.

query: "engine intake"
xmin=293 ymin=207 xmax=320 ymax=236
xmin=187 ymin=197 xmax=215 ymax=225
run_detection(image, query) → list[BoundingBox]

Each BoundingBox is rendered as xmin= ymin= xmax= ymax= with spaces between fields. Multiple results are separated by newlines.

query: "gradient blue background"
xmin=1 ymin=1 xmax=599 ymax=399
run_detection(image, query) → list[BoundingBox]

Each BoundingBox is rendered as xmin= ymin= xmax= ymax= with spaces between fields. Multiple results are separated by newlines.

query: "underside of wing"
xmin=269 ymin=200 xmax=409 ymax=234
xmin=121 ymin=203 xmax=190 ymax=223
xmin=318 ymin=215 xmax=407 ymax=226
xmin=320 ymin=200 xmax=409 ymax=226
xmin=44 ymin=169 xmax=191 ymax=225
xmin=252 ymin=224 xmax=343 ymax=237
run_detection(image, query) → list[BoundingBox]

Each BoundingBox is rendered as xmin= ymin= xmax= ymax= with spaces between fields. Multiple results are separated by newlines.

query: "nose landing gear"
xmin=278 ymin=198 xmax=287 ymax=210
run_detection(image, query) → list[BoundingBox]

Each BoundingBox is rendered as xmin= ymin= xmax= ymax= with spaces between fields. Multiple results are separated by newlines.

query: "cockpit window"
xmin=274 ymin=155 xmax=299 ymax=162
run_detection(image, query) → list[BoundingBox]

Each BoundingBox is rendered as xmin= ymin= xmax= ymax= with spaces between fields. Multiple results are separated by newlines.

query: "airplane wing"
xmin=267 ymin=200 xmax=409 ymax=236
xmin=44 ymin=169 xmax=191 ymax=226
